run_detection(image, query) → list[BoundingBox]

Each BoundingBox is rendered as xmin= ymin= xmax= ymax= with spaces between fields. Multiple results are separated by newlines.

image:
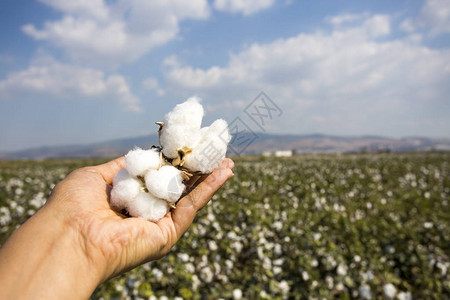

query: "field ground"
xmin=1 ymin=152 xmax=449 ymax=299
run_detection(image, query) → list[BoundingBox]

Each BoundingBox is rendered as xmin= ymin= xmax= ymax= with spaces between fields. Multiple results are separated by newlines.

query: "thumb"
xmin=171 ymin=158 xmax=234 ymax=239
xmin=93 ymin=157 xmax=126 ymax=185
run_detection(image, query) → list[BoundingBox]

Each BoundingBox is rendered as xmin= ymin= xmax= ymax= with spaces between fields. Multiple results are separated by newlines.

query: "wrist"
xmin=0 ymin=204 xmax=103 ymax=299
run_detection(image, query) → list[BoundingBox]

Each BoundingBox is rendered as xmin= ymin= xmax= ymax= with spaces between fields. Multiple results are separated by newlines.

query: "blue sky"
xmin=0 ymin=0 xmax=449 ymax=151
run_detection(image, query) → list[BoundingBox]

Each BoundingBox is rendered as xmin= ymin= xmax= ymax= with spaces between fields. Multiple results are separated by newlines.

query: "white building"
xmin=274 ymin=150 xmax=293 ymax=157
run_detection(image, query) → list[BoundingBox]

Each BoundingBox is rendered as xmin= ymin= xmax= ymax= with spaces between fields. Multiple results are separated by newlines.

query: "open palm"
xmin=46 ymin=156 xmax=234 ymax=282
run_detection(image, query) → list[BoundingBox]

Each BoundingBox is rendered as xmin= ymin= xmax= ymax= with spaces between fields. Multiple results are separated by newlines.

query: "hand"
xmin=0 ymin=157 xmax=234 ymax=299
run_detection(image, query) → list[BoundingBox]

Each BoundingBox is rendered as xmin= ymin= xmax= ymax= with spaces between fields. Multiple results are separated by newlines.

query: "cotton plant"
xmin=110 ymin=97 xmax=231 ymax=222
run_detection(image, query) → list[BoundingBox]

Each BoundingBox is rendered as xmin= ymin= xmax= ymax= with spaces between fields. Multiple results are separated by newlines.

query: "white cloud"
xmin=39 ymin=0 xmax=109 ymax=20
xmin=142 ymin=77 xmax=165 ymax=96
xmin=23 ymin=0 xmax=210 ymax=66
xmin=0 ymin=57 xmax=141 ymax=112
xmin=418 ymin=0 xmax=450 ymax=36
xmin=363 ymin=15 xmax=390 ymax=37
xmin=327 ymin=13 xmax=368 ymax=26
xmin=326 ymin=13 xmax=391 ymax=37
xmin=400 ymin=19 xmax=415 ymax=33
xmin=401 ymin=0 xmax=450 ymax=36
xmin=213 ymin=0 xmax=275 ymax=16
xmin=161 ymin=14 xmax=450 ymax=136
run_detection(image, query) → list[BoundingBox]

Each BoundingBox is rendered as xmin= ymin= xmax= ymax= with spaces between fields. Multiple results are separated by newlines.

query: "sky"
xmin=0 ymin=0 xmax=449 ymax=151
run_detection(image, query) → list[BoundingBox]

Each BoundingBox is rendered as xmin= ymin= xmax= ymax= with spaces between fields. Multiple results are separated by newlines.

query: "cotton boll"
xmin=110 ymin=171 xmax=142 ymax=210
xmin=111 ymin=98 xmax=230 ymax=222
xmin=113 ymin=169 xmax=130 ymax=186
xmin=166 ymin=96 xmax=204 ymax=131
xmin=183 ymin=136 xmax=227 ymax=173
xmin=197 ymin=119 xmax=230 ymax=146
xmin=160 ymin=97 xmax=204 ymax=158
xmin=207 ymin=119 xmax=230 ymax=139
xmin=125 ymin=148 xmax=160 ymax=177
xmin=183 ymin=119 xmax=231 ymax=173
xmin=126 ymin=192 xmax=169 ymax=222
xmin=145 ymin=166 xmax=185 ymax=203
xmin=209 ymin=119 xmax=230 ymax=154
xmin=382 ymin=283 xmax=396 ymax=299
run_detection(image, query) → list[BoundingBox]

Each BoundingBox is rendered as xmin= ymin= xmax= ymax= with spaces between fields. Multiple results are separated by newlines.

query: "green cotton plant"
xmin=0 ymin=152 xmax=448 ymax=299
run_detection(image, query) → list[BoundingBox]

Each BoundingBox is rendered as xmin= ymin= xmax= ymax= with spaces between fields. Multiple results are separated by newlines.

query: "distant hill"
xmin=0 ymin=135 xmax=160 ymax=160
xmin=241 ymin=133 xmax=450 ymax=154
xmin=0 ymin=133 xmax=449 ymax=160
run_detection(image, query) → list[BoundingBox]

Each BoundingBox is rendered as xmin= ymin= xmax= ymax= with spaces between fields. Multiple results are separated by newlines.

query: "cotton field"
xmin=0 ymin=153 xmax=448 ymax=299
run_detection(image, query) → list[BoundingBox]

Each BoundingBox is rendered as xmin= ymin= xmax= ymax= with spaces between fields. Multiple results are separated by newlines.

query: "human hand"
xmin=0 ymin=157 xmax=234 ymax=299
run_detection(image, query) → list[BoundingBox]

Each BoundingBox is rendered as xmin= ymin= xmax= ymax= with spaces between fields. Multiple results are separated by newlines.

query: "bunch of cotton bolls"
xmin=110 ymin=97 xmax=231 ymax=222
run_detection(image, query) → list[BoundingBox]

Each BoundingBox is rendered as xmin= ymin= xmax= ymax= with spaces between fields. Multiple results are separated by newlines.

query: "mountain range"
xmin=1 ymin=133 xmax=449 ymax=160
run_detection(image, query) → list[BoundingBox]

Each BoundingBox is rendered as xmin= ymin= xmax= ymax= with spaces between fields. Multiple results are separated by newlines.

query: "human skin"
xmin=0 ymin=157 xmax=234 ymax=299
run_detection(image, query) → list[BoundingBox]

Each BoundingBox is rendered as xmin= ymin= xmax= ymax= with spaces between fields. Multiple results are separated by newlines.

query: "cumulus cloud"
xmin=327 ymin=13 xmax=390 ymax=37
xmin=213 ymin=0 xmax=275 ymax=16
xmin=39 ymin=0 xmax=109 ymax=20
xmin=401 ymin=0 xmax=450 ymax=36
xmin=161 ymin=14 xmax=450 ymax=136
xmin=142 ymin=77 xmax=165 ymax=96
xmin=326 ymin=13 xmax=369 ymax=26
xmin=0 ymin=57 xmax=141 ymax=111
xmin=23 ymin=0 xmax=210 ymax=66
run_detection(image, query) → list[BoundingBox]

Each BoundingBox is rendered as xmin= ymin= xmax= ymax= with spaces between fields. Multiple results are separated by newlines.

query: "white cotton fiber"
xmin=125 ymin=148 xmax=160 ymax=177
xmin=160 ymin=97 xmax=204 ymax=158
xmin=183 ymin=119 xmax=231 ymax=173
xmin=113 ymin=169 xmax=130 ymax=186
xmin=110 ymin=170 xmax=142 ymax=210
xmin=126 ymin=192 xmax=169 ymax=222
xmin=145 ymin=166 xmax=185 ymax=203
xmin=110 ymin=97 xmax=230 ymax=222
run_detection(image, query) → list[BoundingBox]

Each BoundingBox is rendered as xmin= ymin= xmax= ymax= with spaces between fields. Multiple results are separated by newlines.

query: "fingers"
xmin=182 ymin=174 xmax=207 ymax=197
xmin=171 ymin=158 xmax=234 ymax=239
xmin=93 ymin=157 xmax=126 ymax=185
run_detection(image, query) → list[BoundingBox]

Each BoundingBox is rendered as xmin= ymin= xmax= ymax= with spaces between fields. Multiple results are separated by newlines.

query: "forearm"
xmin=0 ymin=205 xmax=102 ymax=299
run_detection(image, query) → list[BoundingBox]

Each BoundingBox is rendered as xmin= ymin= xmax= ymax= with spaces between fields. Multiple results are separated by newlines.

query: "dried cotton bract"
xmin=110 ymin=97 xmax=231 ymax=222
